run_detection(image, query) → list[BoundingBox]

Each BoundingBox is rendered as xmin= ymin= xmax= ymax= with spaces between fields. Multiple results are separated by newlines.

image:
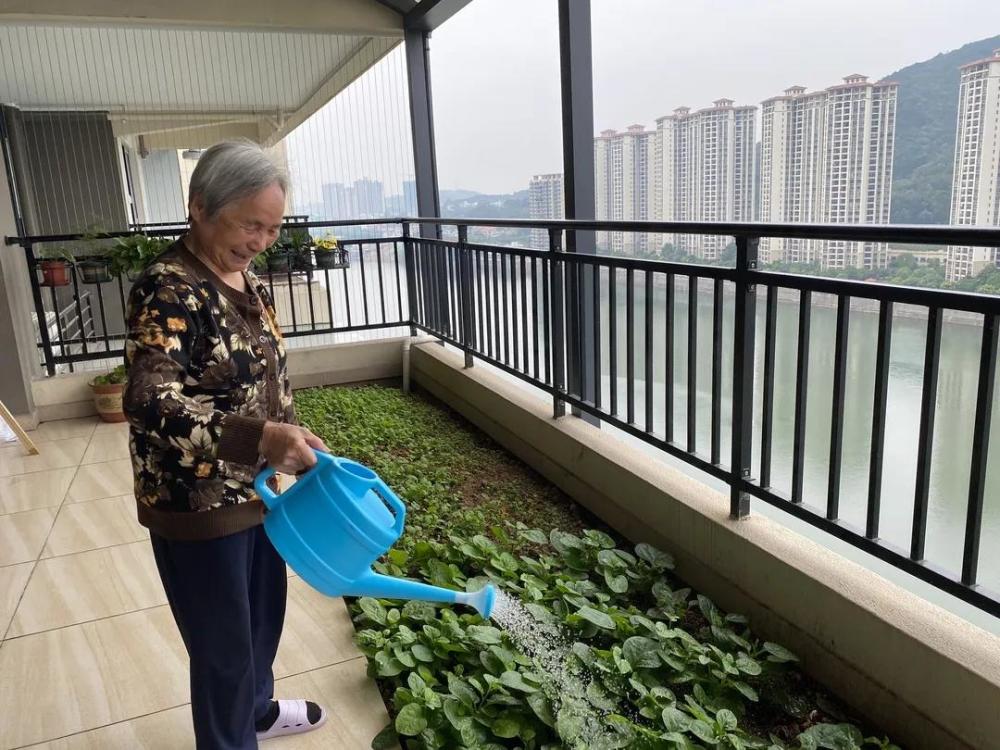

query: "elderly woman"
xmin=124 ymin=141 xmax=329 ymax=748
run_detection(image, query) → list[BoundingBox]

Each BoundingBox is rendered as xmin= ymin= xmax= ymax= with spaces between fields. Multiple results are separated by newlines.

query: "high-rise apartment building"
xmin=352 ymin=178 xmax=385 ymax=217
xmin=947 ymin=49 xmax=1000 ymax=281
xmin=321 ymin=182 xmax=354 ymax=219
xmin=528 ymin=173 xmax=564 ymax=250
xmin=759 ymin=75 xmax=897 ymax=269
xmin=594 ymin=125 xmax=656 ymax=255
xmin=654 ymin=99 xmax=756 ymax=260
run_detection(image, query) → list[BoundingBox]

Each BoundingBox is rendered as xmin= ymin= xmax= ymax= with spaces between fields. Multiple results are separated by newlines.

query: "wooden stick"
xmin=0 ymin=399 xmax=39 ymax=455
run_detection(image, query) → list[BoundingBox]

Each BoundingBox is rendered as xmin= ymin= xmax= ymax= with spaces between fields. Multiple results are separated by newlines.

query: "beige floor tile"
xmin=23 ymin=705 xmax=191 ymax=750
xmin=24 ymin=661 xmax=392 ymax=750
xmin=0 ymin=562 xmax=34 ymax=638
xmin=0 ymin=467 xmax=76 ymax=515
xmin=267 ymin=659 xmax=393 ymax=750
xmin=8 ymin=541 xmax=164 ymax=637
xmin=81 ymin=431 xmax=131 ymax=465
xmin=27 ymin=418 xmax=99 ymax=444
xmin=0 ymin=438 xmax=89 ymax=478
xmin=93 ymin=420 xmax=129 ymax=436
xmin=0 ymin=508 xmax=56 ymax=566
xmin=0 ymin=606 xmax=189 ymax=748
xmin=273 ymin=580 xmax=361 ymax=677
xmin=66 ymin=459 xmax=134 ymax=503
xmin=1 ymin=589 xmax=369 ymax=749
xmin=42 ymin=496 xmax=146 ymax=558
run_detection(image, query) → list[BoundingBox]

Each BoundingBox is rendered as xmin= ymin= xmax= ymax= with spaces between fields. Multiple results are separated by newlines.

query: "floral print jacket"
xmin=123 ymin=241 xmax=295 ymax=540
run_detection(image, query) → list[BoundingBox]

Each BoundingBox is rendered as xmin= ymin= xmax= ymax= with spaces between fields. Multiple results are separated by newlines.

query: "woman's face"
xmin=190 ymin=182 xmax=285 ymax=274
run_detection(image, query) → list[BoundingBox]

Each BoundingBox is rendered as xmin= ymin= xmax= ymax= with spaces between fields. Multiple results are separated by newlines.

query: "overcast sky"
xmin=429 ymin=0 xmax=1000 ymax=194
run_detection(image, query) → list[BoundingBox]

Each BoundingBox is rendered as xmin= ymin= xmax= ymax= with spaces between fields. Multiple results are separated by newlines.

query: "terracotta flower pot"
xmin=40 ymin=259 xmax=72 ymax=287
xmin=90 ymin=382 xmax=127 ymax=423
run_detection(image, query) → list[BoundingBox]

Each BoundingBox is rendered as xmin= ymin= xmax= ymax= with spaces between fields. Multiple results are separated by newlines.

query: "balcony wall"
xmin=409 ymin=340 xmax=1000 ymax=750
xmin=26 ymin=336 xmax=408 ymax=422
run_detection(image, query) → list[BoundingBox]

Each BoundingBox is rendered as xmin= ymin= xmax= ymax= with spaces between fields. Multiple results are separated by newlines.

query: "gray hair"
xmin=188 ymin=140 xmax=288 ymax=219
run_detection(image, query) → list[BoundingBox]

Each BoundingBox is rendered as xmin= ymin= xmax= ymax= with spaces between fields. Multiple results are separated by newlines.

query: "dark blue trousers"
xmin=151 ymin=525 xmax=287 ymax=750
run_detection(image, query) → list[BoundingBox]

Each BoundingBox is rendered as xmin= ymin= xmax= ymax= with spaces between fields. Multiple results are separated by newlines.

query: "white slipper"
xmin=256 ymin=699 xmax=327 ymax=741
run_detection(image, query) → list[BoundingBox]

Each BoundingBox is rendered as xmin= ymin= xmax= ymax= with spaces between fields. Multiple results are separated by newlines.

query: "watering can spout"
xmin=349 ymin=570 xmax=497 ymax=620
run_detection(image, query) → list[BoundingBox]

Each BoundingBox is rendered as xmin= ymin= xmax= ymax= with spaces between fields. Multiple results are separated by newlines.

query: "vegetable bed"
xmin=295 ymin=386 xmax=898 ymax=750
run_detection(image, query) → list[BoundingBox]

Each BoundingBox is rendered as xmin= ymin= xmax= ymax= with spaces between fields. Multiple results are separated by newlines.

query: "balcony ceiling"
xmin=0 ymin=0 xmax=407 ymax=148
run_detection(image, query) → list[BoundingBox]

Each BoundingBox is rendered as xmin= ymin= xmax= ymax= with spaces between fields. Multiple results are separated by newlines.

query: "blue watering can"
xmin=254 ymin=451 xmax=496 ymax=619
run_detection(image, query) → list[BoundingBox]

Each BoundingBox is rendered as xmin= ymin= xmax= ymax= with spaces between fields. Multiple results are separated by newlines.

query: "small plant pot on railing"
xmin=90 ymin=365 xmax=127 ymax=423
xmin=39 ymin=259 xmax=72 ymax=287
xmin=314 ymin=247 xmax=350 ymax=270
xmin=77 ymin=258 xmax=113 ymax=284
xmin=125 ymin=267 xmax=144 ymax=282
xmin=291 ymin=249 xmax=314 ymax=272
xmin=265 ymin=251 xmax=294 ymax=274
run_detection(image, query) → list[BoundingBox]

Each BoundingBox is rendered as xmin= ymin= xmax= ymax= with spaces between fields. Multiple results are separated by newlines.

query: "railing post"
xmin=730 ymin=235 xmax=758 ymax=519
xmin=457 ymin=225 xmax=474 ymax=369
xmin=402 ymin=222 xmax=417 ymax=336
xmin=22 ymin=241 xmax=57 ymax=376
xmin=549 ymin=228 xmax=566 ymax=418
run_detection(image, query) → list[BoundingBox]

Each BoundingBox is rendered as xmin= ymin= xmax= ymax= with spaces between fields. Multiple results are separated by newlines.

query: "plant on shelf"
xmin=313 ymin=233 xmax=350 ymax=270
xmin=89 ymin=364 xmax=127 ymax=422
xmin=286 ymin=227 xmax=315 ymax=271
xmin=257 ymin=228 xmax=314 ymax=274
xmin=74 ymin=225 xmax=115 ymax=285
xmin=36 ymin=246 xmax=73 ymax=287
xmin=255 ymin=245 xmax=293 ymax=274
xmin=107 ymin=234 xmax=172 ymax=281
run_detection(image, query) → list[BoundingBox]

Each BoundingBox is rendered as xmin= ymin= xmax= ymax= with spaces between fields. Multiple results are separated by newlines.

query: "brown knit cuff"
xmin=218 ymin=414 xmax=266 ymax=466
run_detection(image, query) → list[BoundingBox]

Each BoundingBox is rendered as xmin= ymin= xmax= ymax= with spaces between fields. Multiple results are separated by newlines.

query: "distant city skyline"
xmin=432 ymin=0 xmax=1000 ymax=194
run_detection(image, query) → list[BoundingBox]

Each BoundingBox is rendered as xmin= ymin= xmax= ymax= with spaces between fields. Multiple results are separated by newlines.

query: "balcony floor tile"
xmin=42 ymin=495 xmax=146 ymax=559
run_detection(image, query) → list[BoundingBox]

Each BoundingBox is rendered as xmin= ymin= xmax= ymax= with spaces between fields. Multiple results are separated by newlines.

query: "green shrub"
xmin=91 ymin=364 xmax=127 ymax=386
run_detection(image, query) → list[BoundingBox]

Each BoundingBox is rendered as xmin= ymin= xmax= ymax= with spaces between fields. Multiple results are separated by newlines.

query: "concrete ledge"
xmin=28 ymin=336 xmax=408 ymax=421
xmin=411 ymin=341 xmax=1000 ymax=750
xmin=31 ymin=371 xmax=95 ymax=423
xmin=287 ymin=337 xmax=406 ymax=390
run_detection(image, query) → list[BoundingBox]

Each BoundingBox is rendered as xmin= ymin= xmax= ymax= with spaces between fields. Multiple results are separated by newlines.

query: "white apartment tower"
xmin=759 ymin=75 xmax=898 ymax=269
xmin=594 ymin=125 xmax=656 ymax=255
xmin=528 ymin=174 xmax=564 ymax=250
xmin=654 ymin=99 xmax=756 ymax=260
xmin=947 ymin=49 xmax=1000 ymax=281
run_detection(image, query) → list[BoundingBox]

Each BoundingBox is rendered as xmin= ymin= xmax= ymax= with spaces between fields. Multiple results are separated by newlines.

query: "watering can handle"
xmin=374 ymin=477 xmax=406 ymax=536
xmin=254 ymin=465 xmax=280 ymax=510
xmin=254 ymin=450 xmax=333 ymax=510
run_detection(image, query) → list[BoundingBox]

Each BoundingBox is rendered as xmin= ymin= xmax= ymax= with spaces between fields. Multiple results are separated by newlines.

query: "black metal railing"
xmin=6 ymin=216 xmax=1000 ymax=618
xmin=6 ymin=218 xmax=409 ymax=374
xmin=402 ymin=217 xmax=1000 ymax=620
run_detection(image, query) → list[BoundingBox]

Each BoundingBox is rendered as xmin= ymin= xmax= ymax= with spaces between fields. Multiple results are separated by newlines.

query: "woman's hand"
xmin=259 ymin=422 xmax=329 ymax=474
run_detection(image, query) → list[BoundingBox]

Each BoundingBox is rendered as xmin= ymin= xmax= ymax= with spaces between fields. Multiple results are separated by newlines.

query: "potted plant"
xmin=107 ymin=234 xmax=172 ymax=281
xmin=89 ymin=364 xmax=127 ymax=422
xmin=75 ymin=225 xmax=114 ymax=284
xmin=257 ymin=246 xmax=294 ymax=274
xmin=285 ymin=228 xmax=315 ymax=271
xmin=313 ymin=234 xmax=349 ymax=269
xmin=257 ymin=229 xmax=312 ymax=274
xmin=37 ymin=246 xmax=73 ymax=287
xmin=77 ymin=256 xmax=113 ymax=284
